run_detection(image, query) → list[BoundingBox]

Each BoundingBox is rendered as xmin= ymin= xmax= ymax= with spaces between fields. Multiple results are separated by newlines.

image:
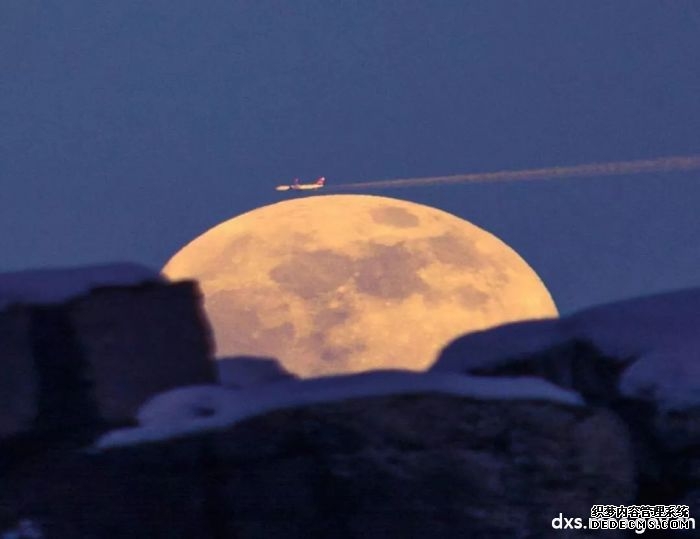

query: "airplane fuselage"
xmin=275 ymin=177 xmax=326 ymax=192
xmin=290 ymin=184 xmax=323 ymax=190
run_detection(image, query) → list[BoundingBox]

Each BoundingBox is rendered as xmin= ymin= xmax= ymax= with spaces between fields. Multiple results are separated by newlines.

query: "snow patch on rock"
xmin=0 ymin=263 xmax=161 ymax=309
xmin=96 ymin=370 xmax=583 ymax=449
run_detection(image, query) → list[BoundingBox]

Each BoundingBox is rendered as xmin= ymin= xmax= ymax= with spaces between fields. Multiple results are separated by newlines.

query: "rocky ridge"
xmin=1 ymin=278 xmax=699 ymax=537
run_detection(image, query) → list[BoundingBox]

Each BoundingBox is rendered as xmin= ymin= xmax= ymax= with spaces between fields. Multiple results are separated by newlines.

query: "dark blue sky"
xmin=2 ymin=0 xmax=699 ymax=313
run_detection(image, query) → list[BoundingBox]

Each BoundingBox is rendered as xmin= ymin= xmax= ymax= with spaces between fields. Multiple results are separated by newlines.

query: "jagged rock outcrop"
xmin=0 ymin=280 xmax=215 ymax=440
xmin=3 ymin=283 xmax=698 ymax=536
xmin=436 ymin=337 xmax=700 ymax=518
xmin=0 ymin=306 xmax=35 ymax=439
xmin=0 ymin=394 xmax=634 ymax=538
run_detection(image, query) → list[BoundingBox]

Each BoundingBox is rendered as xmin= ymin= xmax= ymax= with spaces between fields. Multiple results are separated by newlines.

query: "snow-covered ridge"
xmin=96 ymin=370 xmax=583 ymax=449
xmin=0 ymin=263 xmax=162 ymax=310
xmin=433 ymin=287 xmax=700 ymax=411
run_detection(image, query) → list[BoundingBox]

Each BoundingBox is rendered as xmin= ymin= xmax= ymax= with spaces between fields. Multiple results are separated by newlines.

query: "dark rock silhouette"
xmin=436 ymin=335 xmax=700 ymax=524
xmin=216 ymin=355 xmax=297 ymax=388
xmin=0 ymin=395 xmax=634 ymax=538
xmin=0 ymin=280 xmax=215 ymax=440
xmin=2 ymin=274 xmax=699 ymax=536
xmin=30 ymin=305 xmax=103 ymax=435
xmin=467 ymin=339 xmax=630 ymax=406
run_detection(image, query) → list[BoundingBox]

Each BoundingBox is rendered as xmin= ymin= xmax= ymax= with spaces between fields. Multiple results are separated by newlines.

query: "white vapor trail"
xmin=329 ymin=154 xmax=700 ymax=191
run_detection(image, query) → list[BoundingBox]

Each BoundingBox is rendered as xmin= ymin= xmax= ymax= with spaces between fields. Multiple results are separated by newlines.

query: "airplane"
xmin=275 ymin=177 xmax=326 ymax=192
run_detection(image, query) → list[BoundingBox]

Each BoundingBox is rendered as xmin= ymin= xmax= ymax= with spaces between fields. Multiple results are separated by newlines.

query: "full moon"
xmin=163 ymin=195 xmax=557 ymax=377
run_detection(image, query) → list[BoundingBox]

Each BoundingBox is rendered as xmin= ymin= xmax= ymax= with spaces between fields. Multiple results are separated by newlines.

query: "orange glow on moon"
xmin=163 ymin=195 xmax=557 ymax=377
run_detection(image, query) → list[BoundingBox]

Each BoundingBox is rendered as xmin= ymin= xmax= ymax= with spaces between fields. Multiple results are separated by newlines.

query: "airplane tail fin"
xmin=316 ymin=177 xmax=326 ymax=185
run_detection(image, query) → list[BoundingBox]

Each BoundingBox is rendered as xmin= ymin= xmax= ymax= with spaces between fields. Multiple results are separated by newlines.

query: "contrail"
xmin=328 ymin=154 xmax=700 ymax=191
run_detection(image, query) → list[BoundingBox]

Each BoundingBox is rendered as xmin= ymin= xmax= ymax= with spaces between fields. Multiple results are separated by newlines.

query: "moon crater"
xmin=269 ymin=250 xmax=355 ymax=299
xmin=353 ymin=242 xmax=430 ymax=300
xmin=370 ymin=205 xmax=421 ymax=228
xmin=423 ymin=232 xmax=492 ymax=270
